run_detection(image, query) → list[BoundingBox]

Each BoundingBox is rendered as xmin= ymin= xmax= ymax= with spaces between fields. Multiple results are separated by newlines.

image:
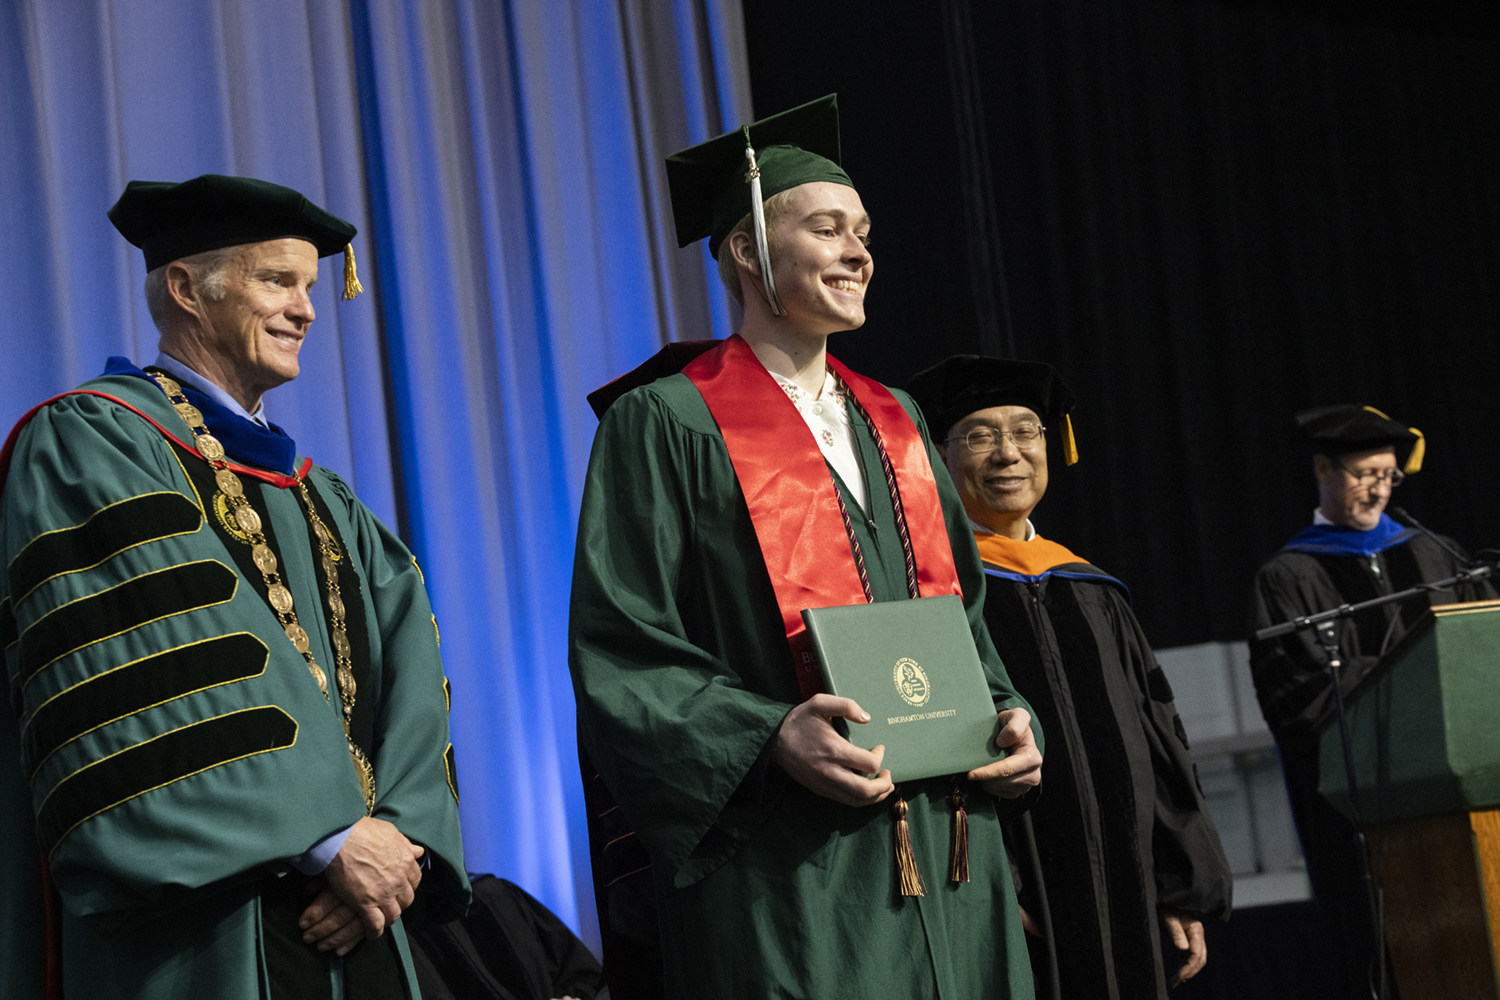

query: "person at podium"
xmin=1249 ymin=403 xmax=1497 ymax=999
xmin=908 ymin=355 xmax=1232 ymax=1000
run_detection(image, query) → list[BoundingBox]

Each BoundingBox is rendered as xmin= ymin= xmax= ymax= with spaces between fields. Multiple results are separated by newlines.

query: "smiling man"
xmin=570 ymin=97 xmax=1043 ymax=999
xmin=0 ymin=175 xmax=467 ymax=999
xmin=1249 ymin=404 xmax=1495 ymax=999
xmin=908 ymin=356 xmax=1231 ymax=1000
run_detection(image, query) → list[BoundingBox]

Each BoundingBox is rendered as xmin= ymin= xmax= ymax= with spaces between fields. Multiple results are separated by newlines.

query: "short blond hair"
xmin=716 ymin=188 xmax=797 ymax=306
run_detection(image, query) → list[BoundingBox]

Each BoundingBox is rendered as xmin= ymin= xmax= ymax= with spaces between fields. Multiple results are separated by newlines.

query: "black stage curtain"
xmin=744 ymin=0 xmax=1500 ymax=648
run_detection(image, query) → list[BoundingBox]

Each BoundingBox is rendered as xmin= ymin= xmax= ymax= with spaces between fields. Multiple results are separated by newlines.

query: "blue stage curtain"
xmin=0 ymin=0 xmax=749 ymax=946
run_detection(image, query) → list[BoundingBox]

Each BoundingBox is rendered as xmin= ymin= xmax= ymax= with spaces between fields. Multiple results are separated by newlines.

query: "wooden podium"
xmin=1321 ymin=599 xmax=1500 ymax=998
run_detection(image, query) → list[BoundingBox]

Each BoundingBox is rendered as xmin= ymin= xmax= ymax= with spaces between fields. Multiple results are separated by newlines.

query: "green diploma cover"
xmin=801 ymin=595 xmax=1003 ymax=783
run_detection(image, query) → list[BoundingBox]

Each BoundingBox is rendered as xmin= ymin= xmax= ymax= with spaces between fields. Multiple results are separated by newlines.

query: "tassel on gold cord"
xmin=948 ymin=785 xmax=970 ymax=884
xmin=1062 ymin=413 xmax=1079 ymax=466
xmin=342 ymin=244 xmax=364 ymax=301
xmin=894 ymin=797 xmax=925 ymax=897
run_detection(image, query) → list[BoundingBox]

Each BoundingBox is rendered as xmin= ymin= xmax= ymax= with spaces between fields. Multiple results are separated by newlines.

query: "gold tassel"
xmin=1062 ymin=413 xmax=1079 ymax=466
xmin=948 ymin=785 xmax=970 ymax=884
xmin=1403 ymin=427 xmax=1425 ymax=474
xmin=893 ymin=797 xmax=925 ymax=897
xmin=342 ymin=243 xmax=364 ymax=301
xmin=1362 ymin=406 xmax=1424 ymax=474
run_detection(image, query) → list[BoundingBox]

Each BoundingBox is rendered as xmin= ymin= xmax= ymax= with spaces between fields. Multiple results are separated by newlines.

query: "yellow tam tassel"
xmin=1403 ymin=427 xmax=1425 ymax=474
xmin=342 ymin=243 xmax=364 ymax=301
xmin=893 ymin=797 xmax=925 ymax=897
xmin=1062 ymin=413 xmax=1079 ymax=466
xmin=948 ymin=785 xmax=970 ymax=884
xmin=1362 ymin=406 xmax=1424 ymax=474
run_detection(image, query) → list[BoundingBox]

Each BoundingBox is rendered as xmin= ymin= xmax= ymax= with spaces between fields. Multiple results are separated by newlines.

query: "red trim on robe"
xmin=0 ymin=390 xmax=311 ymax=493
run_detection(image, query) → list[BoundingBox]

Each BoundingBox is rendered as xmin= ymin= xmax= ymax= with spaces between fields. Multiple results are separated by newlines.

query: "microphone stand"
xmin=1254 ymin=560 xmax=1493 ymax=1000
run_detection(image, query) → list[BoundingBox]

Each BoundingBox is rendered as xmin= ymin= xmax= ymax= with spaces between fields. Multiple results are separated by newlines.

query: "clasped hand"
xmin=776 ymin=696 xmax=1041 ymax=804
xmin=299 ymin=816 xmax=426 ymax=956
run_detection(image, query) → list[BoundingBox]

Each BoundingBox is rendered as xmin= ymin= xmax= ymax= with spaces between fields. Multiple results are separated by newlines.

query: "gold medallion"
xmin=267 ymin=583 xmax=294 ymax=614
xmin=337 ymin=665 xmax=356 ymax=700
xmin=174 ymin=402 xmax=204 ymax=426
xmin=234 ymin=505 xmax=262 ymax=534
xmin=308 ymin=662 xmax=329 ymax=696
xmin=314 ymin=521 xmax=332 ymax=544
xmin=327 ymin=593 xmax=345 ymax=618
xmin=332 ymin=629 xmax=351 ymax=660
xmin=322 ymin=554 xmax=340 ymax=579
xmin=212 ymin=494 xmax=252 ymax=543
xmin=215 ymin=469 xmax=244 ymax=497
xmin=251 ymin=543 xmax=277 ymax=574
xmin=196 ymin=434 xmax=226 ymax=461
xmin=284 ymin=622 xmax=310 ymax=653
xmin=154 ymin=375 xmax=182 ymax=395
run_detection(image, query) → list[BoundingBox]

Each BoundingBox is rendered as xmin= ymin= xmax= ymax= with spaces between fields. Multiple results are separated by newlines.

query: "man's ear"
xmin=726 ymin=229 xmax=761 ymax=278
xmin=163 ymin=261 xmax=203 ymax=317
xmin=1312 ymin=453 xmax=1333 ymax=480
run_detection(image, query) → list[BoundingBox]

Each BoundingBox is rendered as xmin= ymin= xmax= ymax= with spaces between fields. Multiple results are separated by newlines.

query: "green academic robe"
xmin=569 ymin=372 xmax=1041 ymax=1000
xmin=0 ymin=371 xmax=467 ymax=999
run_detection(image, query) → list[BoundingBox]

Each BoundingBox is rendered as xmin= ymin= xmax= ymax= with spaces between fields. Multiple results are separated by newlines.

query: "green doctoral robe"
xmin=569 ymin=372 xmax=1042 ymax=1000
xmin=0 ymin=369 xmax=468 ymax=999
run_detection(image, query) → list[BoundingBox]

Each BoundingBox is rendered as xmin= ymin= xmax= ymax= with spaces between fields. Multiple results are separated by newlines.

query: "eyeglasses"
xmin=944 ymin=424 xmax=1045 ymax=454
xmin=1337 ymin=462 xmax=1405 ymax=489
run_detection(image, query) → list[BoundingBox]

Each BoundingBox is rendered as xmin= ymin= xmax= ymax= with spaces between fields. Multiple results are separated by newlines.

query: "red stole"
xmin=683 ymin=335 xmax=962 ymax=698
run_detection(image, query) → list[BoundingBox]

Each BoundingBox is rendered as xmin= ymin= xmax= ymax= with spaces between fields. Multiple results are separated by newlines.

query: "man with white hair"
xmin=0 ymin=174 xmax=466 ymax=999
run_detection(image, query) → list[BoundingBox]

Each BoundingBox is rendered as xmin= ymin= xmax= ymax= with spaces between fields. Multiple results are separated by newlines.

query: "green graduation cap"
xmin=665 ymin=94 xmax=853 ymax=315
xmin=109 ymin=174 xmax=364 ymax=299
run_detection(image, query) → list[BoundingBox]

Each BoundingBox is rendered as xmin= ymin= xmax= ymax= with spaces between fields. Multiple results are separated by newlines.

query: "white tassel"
xmin=745 ymin=145 xmax=785 ymax=316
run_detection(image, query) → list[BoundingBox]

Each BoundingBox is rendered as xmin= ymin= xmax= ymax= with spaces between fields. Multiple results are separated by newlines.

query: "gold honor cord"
xmin=149 ymin=373 xmax=375 ymax=813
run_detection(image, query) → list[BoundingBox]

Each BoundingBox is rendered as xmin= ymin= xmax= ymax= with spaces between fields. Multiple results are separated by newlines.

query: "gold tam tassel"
xmin=893 ymin=797 xmax=925 ymax=897
xmin=1362 ymin=405 xmax=1423 ymax=474
xmin=342 ymin=243 xmax=364 ymax=301
xmin=948 ymin=785 xmax=970 ymax=884
xmin=1062 ymin=413 xmax=1079 ymax=466
xmin=1403 ymin=427 xmax=1425 ymax=474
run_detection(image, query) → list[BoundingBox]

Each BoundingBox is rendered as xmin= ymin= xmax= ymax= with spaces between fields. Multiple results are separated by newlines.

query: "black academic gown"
xmin=1249 ymin=530 xmax=1497 ymax=999
xmin=983 ymin=558 xmax=1232 ymax=1000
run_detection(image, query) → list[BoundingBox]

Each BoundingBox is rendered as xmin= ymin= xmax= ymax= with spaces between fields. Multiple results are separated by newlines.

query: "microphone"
xmin=1390 ymin=506 xmax=1476 ymax=567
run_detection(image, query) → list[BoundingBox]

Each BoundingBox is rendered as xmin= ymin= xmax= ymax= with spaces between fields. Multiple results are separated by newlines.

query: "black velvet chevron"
xmin=0 ymin=595 xmax=14 ymax=650
xmin=8 ymin=491 xmax=202 ymax=605
xmin=18 ymin=561 xmax=238 ymax=689
xmin=23 ymin=632 xmax=269 ymax=778
xmin=37 ymin=705 xmax=297 ymax=855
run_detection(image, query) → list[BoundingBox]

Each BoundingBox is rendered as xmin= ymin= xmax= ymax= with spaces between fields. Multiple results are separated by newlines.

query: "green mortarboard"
xmin=665 ymin=94 xmax=852 ymax=260
xmin=109 ymin=174 xmax=364 ymax=299
xmin=1296 ymin=404 xmax=1425 ymax=474
xmin=907 ymin=356 xmax=1080 ymax=466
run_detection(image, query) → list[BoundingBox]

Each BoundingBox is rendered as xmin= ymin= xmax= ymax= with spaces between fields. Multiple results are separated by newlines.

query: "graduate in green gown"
xmin=569 ymin=96 xmax=1043 ymax=999
xmin=0 ymin=175 xmax=467 ymax=999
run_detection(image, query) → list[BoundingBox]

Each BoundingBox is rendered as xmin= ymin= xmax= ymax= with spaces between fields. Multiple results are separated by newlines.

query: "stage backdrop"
xmin=0 ymin=0 xmax=752 ymax=944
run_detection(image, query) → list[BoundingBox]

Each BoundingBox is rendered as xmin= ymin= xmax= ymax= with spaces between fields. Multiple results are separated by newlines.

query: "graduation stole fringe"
xmin=949 ymin=783 xmax=970 ymax=884
xmin=683 ymin=335 xmax=962 ymax=700
xmin=893 ymin=798 xmax=925 ymax=897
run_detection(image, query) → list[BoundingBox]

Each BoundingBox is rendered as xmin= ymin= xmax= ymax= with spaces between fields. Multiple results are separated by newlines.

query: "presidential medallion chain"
xmin=149 ymin=372 xmax=375 ymax=813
